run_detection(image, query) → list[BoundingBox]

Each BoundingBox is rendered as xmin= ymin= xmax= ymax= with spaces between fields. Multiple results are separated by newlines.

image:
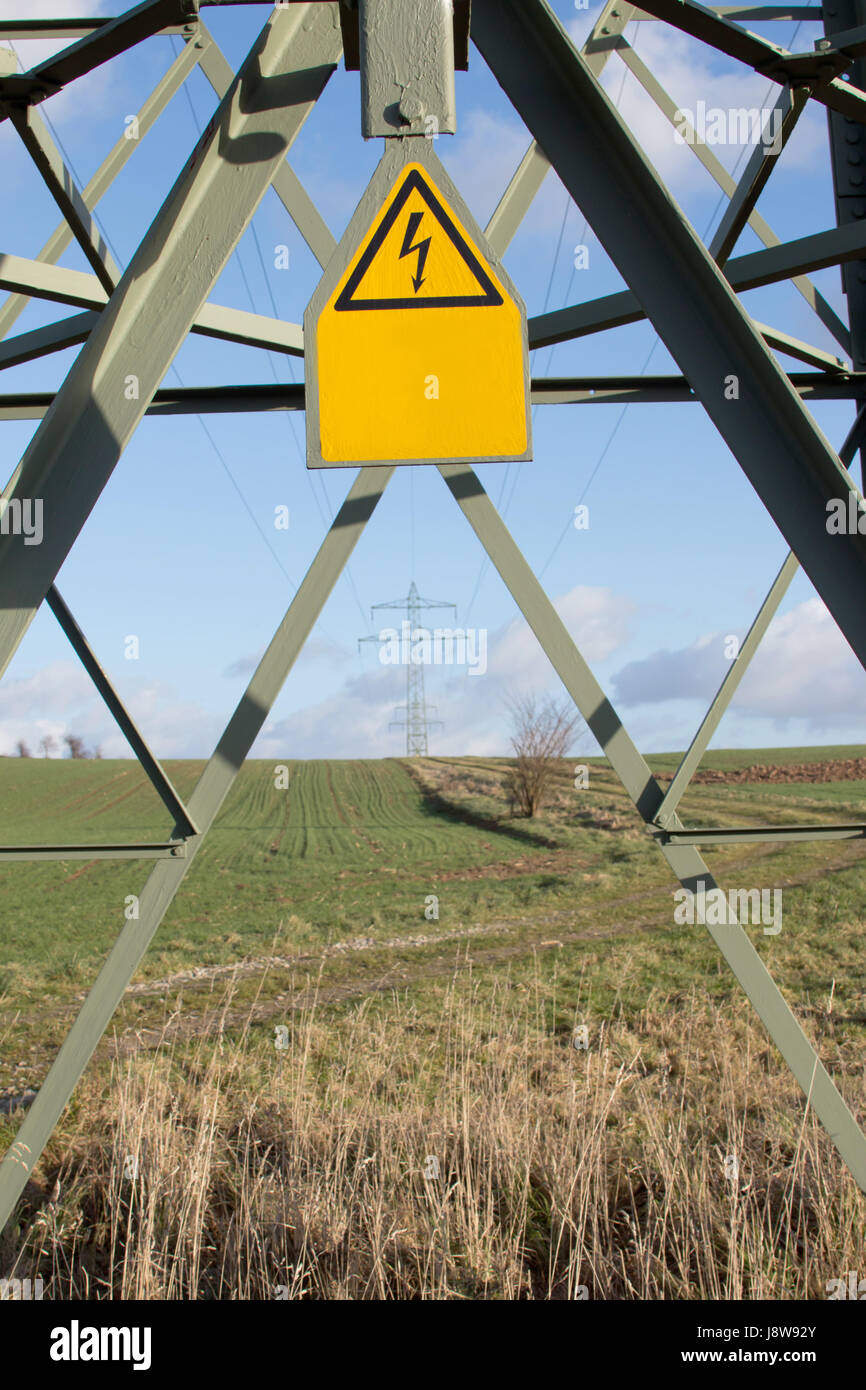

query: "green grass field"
xmin=0 ymin=747 xmax=865 ymax=1090
xmin=1 ymin=748 xmax=865 ymax=1298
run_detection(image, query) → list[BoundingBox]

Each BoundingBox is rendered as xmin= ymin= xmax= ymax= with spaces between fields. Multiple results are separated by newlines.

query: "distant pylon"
xmin=359 ymin=581 xmax=456 ymax=755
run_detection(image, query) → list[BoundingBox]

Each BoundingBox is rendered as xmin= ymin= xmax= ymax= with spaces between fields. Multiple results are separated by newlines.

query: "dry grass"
xmin=2 ymin=963 xmax=864 ymax=1300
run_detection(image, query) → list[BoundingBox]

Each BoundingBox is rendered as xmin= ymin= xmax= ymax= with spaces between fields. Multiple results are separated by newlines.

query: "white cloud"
xmin=489 ymin=584 xmax=634 ymax=688
xmin=438 ymin=107 xmax=564 ymax=239
xmin=254 ymin=584 xmax=635 ymax=758
xmin=0 ymin=0 xmax=127 ymax=130
xmin=611 ymin=598 xmax=866 ymax=732
xmin=0 ymin=659 xmax=222 ymax=759
xmin=567 ymin=11 xmax=824 ymax=200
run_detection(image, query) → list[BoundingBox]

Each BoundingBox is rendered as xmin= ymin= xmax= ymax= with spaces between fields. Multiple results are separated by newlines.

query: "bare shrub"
xmin=504 ymin=694 xmax=581 ymax=817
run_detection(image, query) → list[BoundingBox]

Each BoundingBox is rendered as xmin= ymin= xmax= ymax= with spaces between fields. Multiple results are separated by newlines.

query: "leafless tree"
xmin=15 ymin=740 xmax=31 ymax=758
xmin=504 ymin=694 xmax=581 ymax=818
xmin=64 ymin=734 xmax=87 ymax=760
xmin=39 ymin=735 xmax=57 ymax=758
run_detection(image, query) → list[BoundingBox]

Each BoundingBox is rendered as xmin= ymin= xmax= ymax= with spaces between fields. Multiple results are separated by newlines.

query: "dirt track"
xmin=658 ymin=757 xmax=866 ymax=785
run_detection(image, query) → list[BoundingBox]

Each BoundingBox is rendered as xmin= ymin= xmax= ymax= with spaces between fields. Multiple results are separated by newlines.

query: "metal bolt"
xmin=399 ymin=91 xmax=426 ymax=124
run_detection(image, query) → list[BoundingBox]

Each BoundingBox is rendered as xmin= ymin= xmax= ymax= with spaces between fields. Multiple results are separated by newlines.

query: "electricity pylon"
xmin=359 ymin=581 xmax=456 ymax=755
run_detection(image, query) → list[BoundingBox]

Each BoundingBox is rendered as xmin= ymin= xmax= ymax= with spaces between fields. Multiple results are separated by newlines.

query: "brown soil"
xmin=657 ymin=757 xmax=866 ymax=785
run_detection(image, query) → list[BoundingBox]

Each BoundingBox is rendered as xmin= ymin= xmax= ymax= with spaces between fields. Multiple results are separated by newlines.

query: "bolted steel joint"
xmin=359 ymin=0 xmax=457 ymax=139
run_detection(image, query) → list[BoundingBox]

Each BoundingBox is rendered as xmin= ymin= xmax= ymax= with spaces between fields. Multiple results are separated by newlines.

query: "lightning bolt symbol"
xmin=399 ymin=210 xmax=431 ymax=293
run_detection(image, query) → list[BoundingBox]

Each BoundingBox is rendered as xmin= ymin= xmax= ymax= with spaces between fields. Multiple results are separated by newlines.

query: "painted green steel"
xmin=709 ymin=7 xmax=818 ymax=16
xmin=654 ymin=552 xmax=800 ymax=830
xmin=0 ymin=35 xmax=207 ymax=342
xmin=9 ymin=107 xmax=120 ymax=294
xmin=0 ymin=313 xmax=99 ymax=371
xmin=46 ymin=585 xmax=198 ymax=838
xmin=1 ymin=0 xmax=865 ymax=1228
xmin=195 ymin=25 xmax=338 ymax=270
xmin=0 ymin=19 xmax=192 ymax=39
xmin=4 ymin=372 xmax=866 ymax=424
xmin=0 ymin=0 xmax=198 ymax=109
xmin=0 ymin=843 xmax=187 ymax=861
xmin=824 ymin=21 xmax=866 ymax=57
xmin=634 ymin=0 xmax=865 ymax=118
xmin=0 ymin=253 xmax=305 ymax=356
xmin=614 ymin=37 xmax=851 ymax=351
xmin=438 ymin=460 xmax=866 ymax=1193
xmin=0 ymin=2 xmax=340 ymax=684
xmin=825 ymin=0 xmax=866 ymax=481
xmin=484 ymin=0 xmax=637 ymax=257
xmin=359 ymin=0 xmax=456 ymax=137
xmin=475 ymin=1 xmax=866 ymax=676
xmin=655 ymin=396 xmax=866 ymax=830
xmin=528 ymin=222 xmax=866 ymax=350
xmin=708 ymin=87 xmax=808 ymax=265
xmin=658 ymin=825 xmax=866 ymax=845
xmin=0 ymin=462 xmax=394 ymax=1232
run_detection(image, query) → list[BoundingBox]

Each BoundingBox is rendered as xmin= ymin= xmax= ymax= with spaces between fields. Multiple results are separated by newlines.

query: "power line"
xmin=167 ymin=41 xmax=370 ymax=640
xmin=535 ymin=18 xmax=807 ymax=583
xmin=463 ymin=43 xmax=632 ymax=625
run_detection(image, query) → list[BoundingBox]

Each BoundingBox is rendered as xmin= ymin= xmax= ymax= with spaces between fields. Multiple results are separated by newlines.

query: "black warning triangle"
xmin=334 ymin=168 xmax=504 ymax=311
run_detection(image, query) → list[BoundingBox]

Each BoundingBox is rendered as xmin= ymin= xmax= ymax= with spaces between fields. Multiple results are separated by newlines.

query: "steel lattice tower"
xmin=360 ymin=582 xmax=456 ymax=755
xmin=6 ymin=0 xmax=866 ymax=1224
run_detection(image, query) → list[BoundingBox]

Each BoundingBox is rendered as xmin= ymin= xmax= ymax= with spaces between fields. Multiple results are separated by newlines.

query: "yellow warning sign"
xmin=308 ymin=158 xmax=531 ymax=467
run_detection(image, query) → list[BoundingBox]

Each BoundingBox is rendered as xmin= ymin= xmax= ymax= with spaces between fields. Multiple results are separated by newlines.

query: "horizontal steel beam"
xmin=0 ymin=0 xmax=198 ymax=109
xmin=0 ymin=35 xmax=207 ymax=344
xmin=3 ymin=372 xmax=865 ymax=421
xmin=1 ymin=367 xmax=862 ymax=424
xmin=658 ymin=824 xmax=866 ymax=844
xmin=0 ymin=254 xmax=304 ymax=355
xmin=700 ymin=6 xmax=819 ymax=15
xmin=633 ymin=0 xmax=866 ymax=121
xmin=529 ymin=221 xmax=866 ymax=348
xmin=0 ymin=312 xmax=98 ymax=371
xmin=528 ymin=372 xmax=866 ymax=403
xmin=0 ymin=842 xmax=187 ymax=861
xmin=0 ymin=20 xmax=194 ymax=40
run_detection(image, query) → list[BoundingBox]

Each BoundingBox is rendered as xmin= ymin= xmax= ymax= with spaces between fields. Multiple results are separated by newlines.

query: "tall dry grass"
xmin=3 ymin=963 xmax=864 ymax=1299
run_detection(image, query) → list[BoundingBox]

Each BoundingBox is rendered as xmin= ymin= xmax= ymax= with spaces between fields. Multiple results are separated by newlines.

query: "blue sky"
xmin=0 ymin=0 xmax=864 ymax=761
